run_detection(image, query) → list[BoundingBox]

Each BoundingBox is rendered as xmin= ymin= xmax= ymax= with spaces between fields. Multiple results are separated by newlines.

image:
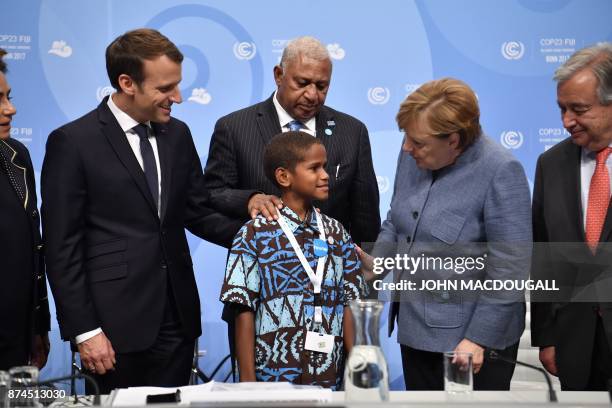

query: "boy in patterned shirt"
xmin=219 ymin=131 xmax=366 ymax=389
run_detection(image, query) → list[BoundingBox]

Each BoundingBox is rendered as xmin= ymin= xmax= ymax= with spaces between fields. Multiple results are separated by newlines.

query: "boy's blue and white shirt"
xmin=220 ymin=205 xmax=365 ymax=389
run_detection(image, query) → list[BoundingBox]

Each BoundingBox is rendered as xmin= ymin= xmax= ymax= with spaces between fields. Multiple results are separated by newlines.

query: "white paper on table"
xmin=109 ymin=382 xmax=213 ymax=406
xmin=192 ymin=382 xmax=332 ymax=403
xmin=191 ymin=389 xmax=333 ymax=403
xmin=209 ymin=381 xmax=296 ymax=392
xmin=110 ymin=381 xmax=332 ymax=406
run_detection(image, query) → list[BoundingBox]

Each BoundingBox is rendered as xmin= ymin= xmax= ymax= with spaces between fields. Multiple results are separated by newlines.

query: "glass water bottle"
xmin=344 ymin=300 xmax=389 ymax=402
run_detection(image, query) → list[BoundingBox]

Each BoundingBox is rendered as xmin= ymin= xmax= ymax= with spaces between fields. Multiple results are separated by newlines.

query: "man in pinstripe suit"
xmin=203 ymin=36 xmax=380 ymax=247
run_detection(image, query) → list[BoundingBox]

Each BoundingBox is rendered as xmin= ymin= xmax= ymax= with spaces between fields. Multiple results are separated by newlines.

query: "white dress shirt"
xmin=580 ymin=146 xmax=612 ymax=230
xmin=107 ymin=94 xmax=162 ymax=211
xmin=272 ymin=91 xmax=316 ymax=136
xmin=75 ymin=95 xmax=163 ymax=345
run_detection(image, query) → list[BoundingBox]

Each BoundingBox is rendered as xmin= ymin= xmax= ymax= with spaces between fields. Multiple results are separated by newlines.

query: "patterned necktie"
xmin=586 ymin=147 xmax=612 ymax=252
xmin=132 ymin=124 xmax=159 ymax=210
xmin=287 ymin=120 xmax=304 ymax=132
xmin=0 ymin=141 xmax=27 ymax=208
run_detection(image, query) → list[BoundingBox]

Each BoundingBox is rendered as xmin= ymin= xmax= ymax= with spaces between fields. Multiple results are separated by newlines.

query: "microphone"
xmin=487 ymin=349 xmax=557 ymax=403
xmin=34 ymin=372 xmax=101 ymax=406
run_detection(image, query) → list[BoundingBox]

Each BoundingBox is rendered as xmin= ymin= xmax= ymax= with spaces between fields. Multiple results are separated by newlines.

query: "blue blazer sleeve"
xmin=464 ymin=159 xmax=532 ymax=347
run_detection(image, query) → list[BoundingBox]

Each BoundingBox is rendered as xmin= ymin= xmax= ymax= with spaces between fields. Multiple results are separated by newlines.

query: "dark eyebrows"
xmin=294 ymin=76 xmax=328 ymax=86
xmin=303 ymin=159 xmax=326 ymax=167
xmin=157 ymin=80 xmax=179 ymax=91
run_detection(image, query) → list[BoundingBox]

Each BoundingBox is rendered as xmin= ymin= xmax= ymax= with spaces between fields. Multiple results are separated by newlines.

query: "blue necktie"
xmin=287 ymin=120 xmax=304 ymax=132
xmin=132 ymin=124 xmax=159 ymax=210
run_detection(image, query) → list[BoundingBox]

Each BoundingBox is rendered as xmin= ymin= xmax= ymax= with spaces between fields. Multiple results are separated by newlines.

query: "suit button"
xmin=161 ymin=262 xmax=167 ymax=269
xmin=412 ymin=211 xmax=419 ymax=220
xmin=161 ymin=229 xmax=167 ymax=236
xmin=36 ymin=244 xmax=43 ymax=251
xmin=406 ymin=236 xmax=411 ymax=243
xmin=32 ymin=209 xmax=39 ymax=218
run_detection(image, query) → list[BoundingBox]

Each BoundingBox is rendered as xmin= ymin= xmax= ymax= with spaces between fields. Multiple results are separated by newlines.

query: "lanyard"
xmin=277 ymin=209 xmax=327 ymax=324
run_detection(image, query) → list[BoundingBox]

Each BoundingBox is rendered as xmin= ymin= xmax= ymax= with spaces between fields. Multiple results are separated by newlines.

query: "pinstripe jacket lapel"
xmin=255 ymin=96 xmax=282 ymax=145
xmin=316 ymin=107 xmax=334 ymax=156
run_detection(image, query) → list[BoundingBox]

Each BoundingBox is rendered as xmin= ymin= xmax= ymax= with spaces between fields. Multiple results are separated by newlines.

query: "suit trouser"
xmin=400 ymin=342 xmax=519 ymax=390
xmin=561 ymin=314 xmax=612 ymax=391
xmin=86 ymin=296 xmax=194 ymax=395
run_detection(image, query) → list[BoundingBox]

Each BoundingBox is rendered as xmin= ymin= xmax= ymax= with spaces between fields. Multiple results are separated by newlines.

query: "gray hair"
xmin=554 ymin=42 xmax=612 ymax=105
xmin=280 ymin=36 xmax=330 ymax=69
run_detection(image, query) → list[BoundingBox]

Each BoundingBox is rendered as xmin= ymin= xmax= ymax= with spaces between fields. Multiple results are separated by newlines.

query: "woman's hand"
xmin=355 ymin=245 xmax=377 ymax=281
xmin=454 ymin=338 xmax=484 ymax=374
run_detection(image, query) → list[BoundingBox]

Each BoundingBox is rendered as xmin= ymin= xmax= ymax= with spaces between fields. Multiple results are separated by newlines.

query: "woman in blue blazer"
xmin=370 ymin=78 xmax=532 ymax=390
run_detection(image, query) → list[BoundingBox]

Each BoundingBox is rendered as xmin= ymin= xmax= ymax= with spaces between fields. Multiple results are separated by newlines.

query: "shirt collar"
xmin=582 ymin=147 xmax=596 ymax=161
xmin=272 ymin=91 xmax=316 ymax=134
xmin=279 ymin=204 xmax=320 ymax=233
xmin=581 ymin=144 xmax=612 ymax=162
xmin=107 ymin=94 xmax=151 ymax=133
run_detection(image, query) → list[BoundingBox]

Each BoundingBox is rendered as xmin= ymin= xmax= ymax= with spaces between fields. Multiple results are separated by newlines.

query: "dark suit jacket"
xmin=531 ymin=138 xmax=612 ymax=389
xmin=42 ymin=97 xmax=241 ymax=353
xmin=0 ymin=138 xmax=50 ymax=353
xmin=203 ymin=95 xmax=381 ymax=246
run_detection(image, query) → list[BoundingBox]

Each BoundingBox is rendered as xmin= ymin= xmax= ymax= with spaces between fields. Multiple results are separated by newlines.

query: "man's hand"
xmin=355 ymin=245 xmax=376 ymax=281
xmin=30 ymin=334 xmax=50 ymax=369
xmin=539 ymin=346 xmax=558 ymax=376
xmin=454 ymin=338 xmax=485 ymax=374
xmin=78 ymin=332 xmax=116 ymax=375
xmin=247 ymin=193 xmax=282 ymax=221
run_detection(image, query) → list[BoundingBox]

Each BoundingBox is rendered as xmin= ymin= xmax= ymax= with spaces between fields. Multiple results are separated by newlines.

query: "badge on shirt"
xmin=313 ymin=239 xmax=328 ymax=257
xmin=305 ymin=331 xmax=334 ymax=354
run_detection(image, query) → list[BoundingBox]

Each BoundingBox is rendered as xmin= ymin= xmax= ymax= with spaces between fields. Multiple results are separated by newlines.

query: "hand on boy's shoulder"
xmin=234 ymin=211 xmax=280 ymax=240
xmin=248 ymin=193 xmax=283 ymax=221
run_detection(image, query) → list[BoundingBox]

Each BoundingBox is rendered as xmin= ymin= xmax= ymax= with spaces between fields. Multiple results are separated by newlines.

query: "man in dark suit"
xmin=42 ymin=29 xmax=242 ymax=392
xmin=204 ymin=36 xmax=380 ymax=375
xmin=203 ymin=36 xmax=380 ymax=245
xmin=531 ymin=43 xmax=612 ymax=390
xmin=0 ymin=48 xmax=50 ymax=371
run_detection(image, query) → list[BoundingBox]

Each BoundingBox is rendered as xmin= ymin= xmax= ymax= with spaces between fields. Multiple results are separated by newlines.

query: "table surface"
xmin=51 ymin=390 xmax=612 ymax=407
xmin=335 ymin=390 xmax=610 ymax=405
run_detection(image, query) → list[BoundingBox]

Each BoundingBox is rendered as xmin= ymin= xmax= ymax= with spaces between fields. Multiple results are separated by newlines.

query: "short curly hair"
xmin=263 ymin=131 xmax=323 ymax=188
